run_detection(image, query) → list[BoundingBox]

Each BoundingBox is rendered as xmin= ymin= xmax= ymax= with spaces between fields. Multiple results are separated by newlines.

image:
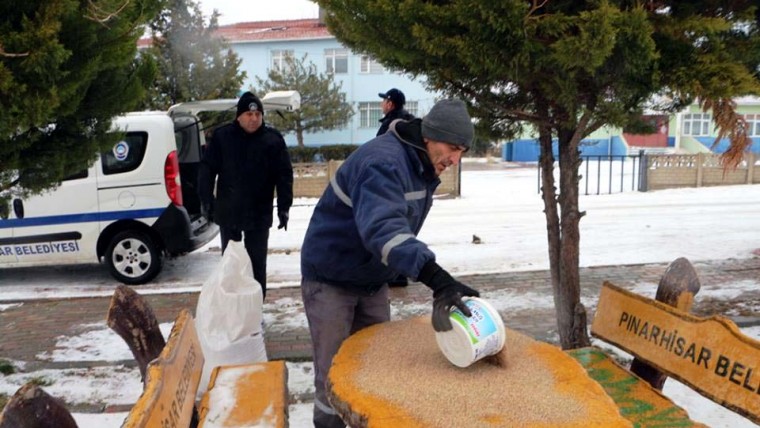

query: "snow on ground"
xmin=2 ymin=161 xmax=760 ymax=300
xmin=2 ymin=160 xmax=760 ymax=427
xmin=0 ymin=304 xmax=21 ymax=312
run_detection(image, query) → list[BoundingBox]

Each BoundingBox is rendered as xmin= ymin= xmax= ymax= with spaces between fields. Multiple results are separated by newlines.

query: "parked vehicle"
xmin=0 ymin=91 xmax=301 ymax=284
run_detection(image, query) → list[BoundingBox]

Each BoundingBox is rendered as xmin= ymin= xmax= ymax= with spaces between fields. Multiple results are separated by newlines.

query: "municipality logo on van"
xmin=113 ymin=141 xmax=129 ymax=161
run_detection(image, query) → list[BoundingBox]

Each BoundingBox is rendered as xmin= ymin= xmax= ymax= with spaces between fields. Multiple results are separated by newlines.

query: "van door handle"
xmin=13 ymin=198 xmax=24 ymax=219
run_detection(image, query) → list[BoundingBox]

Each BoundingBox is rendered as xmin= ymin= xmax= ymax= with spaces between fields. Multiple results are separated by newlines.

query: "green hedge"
xmin=288 ymin=144 xmax=360 ymax=163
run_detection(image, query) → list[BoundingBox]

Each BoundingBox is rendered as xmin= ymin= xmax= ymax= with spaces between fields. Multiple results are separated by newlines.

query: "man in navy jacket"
xmin=301 ymin=99 xmax=480 ymax=428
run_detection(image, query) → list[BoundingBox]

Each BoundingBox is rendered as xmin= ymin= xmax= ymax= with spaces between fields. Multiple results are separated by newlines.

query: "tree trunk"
xmin=556 ymin=131 xmax=590 ymax=350
xmin=0 ymin=383 xmax=77 ymax=428
xmin=296 ymin=123 xmax=304 ymax=147
xmin=630 ymin=257 xmax=700 ymax=389
xmin=106 ymin=285 xmax=166 ymax=381
xmin=538 ymin=127 xmax=562 ymax=321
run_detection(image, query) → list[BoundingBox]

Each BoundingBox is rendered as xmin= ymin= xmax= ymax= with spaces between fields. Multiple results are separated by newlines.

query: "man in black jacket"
xmin=377 ymin=88 xmax=414 ymax=136
xmin=198 ymin=92 xmax=294 ymax=298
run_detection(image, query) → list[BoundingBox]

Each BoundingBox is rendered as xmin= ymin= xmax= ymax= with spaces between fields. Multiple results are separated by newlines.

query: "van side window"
xmin=101 ymin=132 xmax=148 ymax=175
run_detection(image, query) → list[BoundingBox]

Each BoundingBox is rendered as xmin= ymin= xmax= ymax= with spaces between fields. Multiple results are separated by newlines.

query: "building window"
xmin=405 ymin=101 xmax=419 ymax=117
xmin=325 ymin=48 xmax=348 ymax=74
xmin=358 ymin=101 xmax=419 ymax=127
xmin=271 ymin=49 xmax=294 ymax=72
xmin=682 ymin=113 xmax=712 ymax=136
xmin=359 ymin=102 xmax=383 ymax=128
xmin=360 ymin=55 xmax=385 ymax=74
xmin=744 ymin=114 xmax=760 ymax=137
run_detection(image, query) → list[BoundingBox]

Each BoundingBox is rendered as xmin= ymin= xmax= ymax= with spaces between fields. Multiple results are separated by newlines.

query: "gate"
xmin=538 ymin=154 xmax=644 ymax=195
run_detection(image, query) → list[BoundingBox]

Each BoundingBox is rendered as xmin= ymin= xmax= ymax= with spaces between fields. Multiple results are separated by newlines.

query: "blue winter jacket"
xmin=300 ymin=119 xmax=439 ymax=295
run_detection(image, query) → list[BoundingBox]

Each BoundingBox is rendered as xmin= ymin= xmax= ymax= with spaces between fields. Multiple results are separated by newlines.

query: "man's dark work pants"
xmin=301 ymin=278 xmax=390 ymax=428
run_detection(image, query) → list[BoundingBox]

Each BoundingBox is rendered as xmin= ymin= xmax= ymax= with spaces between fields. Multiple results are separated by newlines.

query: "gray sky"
xmin=199 ymin=0 xmax=320 ymax=25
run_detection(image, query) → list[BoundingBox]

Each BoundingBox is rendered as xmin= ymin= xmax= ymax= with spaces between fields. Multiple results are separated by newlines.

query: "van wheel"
xmin=105 ymin=230 xmax=162 ymax=285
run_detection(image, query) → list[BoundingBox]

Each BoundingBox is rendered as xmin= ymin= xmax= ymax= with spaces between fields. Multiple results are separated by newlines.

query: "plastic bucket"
xmin=435 ymin=297 xmax=506 ymax=368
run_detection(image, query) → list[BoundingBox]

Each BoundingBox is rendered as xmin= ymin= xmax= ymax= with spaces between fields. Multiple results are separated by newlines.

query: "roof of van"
xmin=169 ymin=91 xmax=300 ymax=116
xmin=122 ymin=111 xmax=170 ymax=116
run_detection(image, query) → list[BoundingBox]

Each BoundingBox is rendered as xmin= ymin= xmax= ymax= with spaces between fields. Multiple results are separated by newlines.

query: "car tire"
xmin=105 ymin=230 xmax=162 ymax=285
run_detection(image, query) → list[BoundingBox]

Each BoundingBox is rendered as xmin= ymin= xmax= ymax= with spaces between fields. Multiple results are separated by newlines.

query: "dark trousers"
xmin=301 ymin=278 xmax=390 ymax=428
xmin=220 ymin=226 xmax=270 ymax=298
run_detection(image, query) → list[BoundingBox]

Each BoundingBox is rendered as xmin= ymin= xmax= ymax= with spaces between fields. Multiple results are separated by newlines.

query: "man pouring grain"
xmin=300 ymin=98 xmax=480 ymax=428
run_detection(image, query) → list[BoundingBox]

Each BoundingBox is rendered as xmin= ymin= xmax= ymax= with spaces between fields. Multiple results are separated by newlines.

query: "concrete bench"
xmin=568 ymin=258 xmax=760 ymax=426
xmin=121 ymin=309 xmax=289 ymax=428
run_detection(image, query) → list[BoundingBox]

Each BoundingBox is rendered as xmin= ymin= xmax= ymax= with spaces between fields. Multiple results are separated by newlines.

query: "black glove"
xmin=418 ymin=261 xmax=480 ymax=332
xmin=277 ymin=210 xmax=289 ymax=231
xmin=201 ymin=203 xmax=214 ymax=223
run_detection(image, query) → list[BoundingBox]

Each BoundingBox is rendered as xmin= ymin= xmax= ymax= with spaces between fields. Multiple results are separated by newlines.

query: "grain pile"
xmin=328 ymin=316 xmax=632 ymax=427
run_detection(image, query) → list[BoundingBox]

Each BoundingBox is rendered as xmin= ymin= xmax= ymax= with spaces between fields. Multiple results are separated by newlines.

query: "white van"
xmin=0 ymin=91 xmax=301 ymax=284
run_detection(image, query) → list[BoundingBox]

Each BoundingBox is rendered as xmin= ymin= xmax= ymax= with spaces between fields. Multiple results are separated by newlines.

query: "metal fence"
xmin=538 ymin=154 xmax=644 ymax=195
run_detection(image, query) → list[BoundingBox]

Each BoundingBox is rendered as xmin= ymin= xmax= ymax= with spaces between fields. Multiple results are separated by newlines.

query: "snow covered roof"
xmin=215 ymin=19 xmax=333 ymax=43
xmin=138 ymin=18 xmax=333 ymax=48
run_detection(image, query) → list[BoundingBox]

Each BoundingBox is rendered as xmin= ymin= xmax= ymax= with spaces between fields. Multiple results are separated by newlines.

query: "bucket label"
xmin=451 ymin=302 xmax=498 ymax=344
xmin=437 ymin=297 xmax=506 ymax=367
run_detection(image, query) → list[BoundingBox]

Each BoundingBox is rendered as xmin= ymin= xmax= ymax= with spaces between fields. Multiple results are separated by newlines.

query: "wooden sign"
xmin=592 ymin=282 xmax=760 ymax=424
xmin=122 ymin=309 xmax=204 ymax=428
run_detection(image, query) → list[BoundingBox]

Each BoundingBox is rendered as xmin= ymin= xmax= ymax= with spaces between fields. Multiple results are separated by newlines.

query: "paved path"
xmin=2 ymin=257 xmax=759 ymax=369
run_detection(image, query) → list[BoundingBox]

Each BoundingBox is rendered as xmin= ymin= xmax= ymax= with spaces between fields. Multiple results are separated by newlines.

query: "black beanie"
xmin=236 ymin=92 xmax=264 ymax=117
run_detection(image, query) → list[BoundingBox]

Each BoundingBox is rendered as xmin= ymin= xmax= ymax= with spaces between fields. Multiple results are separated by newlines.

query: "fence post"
xmin=637 ymin=149 xmax=648 ymax=192
xmin=327 ymin=160 xmax=340 ymax=181
xmin=695 ymin=153 xmax=704 ymax=187
xmin=747 ymin=153 xmax=754 ymax=185
xmin=456 ymin=161 xmax=462 ymax=197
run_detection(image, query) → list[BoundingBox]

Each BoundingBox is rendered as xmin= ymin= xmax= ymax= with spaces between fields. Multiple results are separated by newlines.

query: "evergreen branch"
xmin=701 ymin=97 xmax=752 ymax=169
xmin=584 ymin=118 xmax=608 ymax=136
xmin=85 ymin=0 xmax=131 ymax=26
xmin=0 ymin=177 xmax=20 ymax=193
xmin=571 ymin=111 xmax=594 ymax=146
xmin=445 ymin=80 xmax=541 ymax=123
xmin=0 ymin=45 xmax=29 ymax=58
xmin=528 ymin=0 xmax=548 ymax=16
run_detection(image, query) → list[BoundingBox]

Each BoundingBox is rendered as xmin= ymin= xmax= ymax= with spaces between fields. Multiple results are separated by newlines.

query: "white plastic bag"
xmin=195 ymin=240 xmax=267 ymax=394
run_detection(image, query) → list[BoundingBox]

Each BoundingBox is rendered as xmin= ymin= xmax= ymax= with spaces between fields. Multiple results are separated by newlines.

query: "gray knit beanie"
xmin=421 ymin=99 xmax=474 ymax=149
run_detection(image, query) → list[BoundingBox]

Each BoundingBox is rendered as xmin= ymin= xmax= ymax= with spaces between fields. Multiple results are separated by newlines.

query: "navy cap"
xmin=378 ymin=88 xmax=406 ymax=107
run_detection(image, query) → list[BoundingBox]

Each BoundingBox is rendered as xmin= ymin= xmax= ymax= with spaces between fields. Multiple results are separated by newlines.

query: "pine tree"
xmin=254 ymin=54 xmax=354 ymax=147
xmin=141 ymin=0 xmax=245 ymax=110
xmin=316 ymin=0 xmax=760 ymax=349
xmin=0 ymin=0 xmax=162 ymax=211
